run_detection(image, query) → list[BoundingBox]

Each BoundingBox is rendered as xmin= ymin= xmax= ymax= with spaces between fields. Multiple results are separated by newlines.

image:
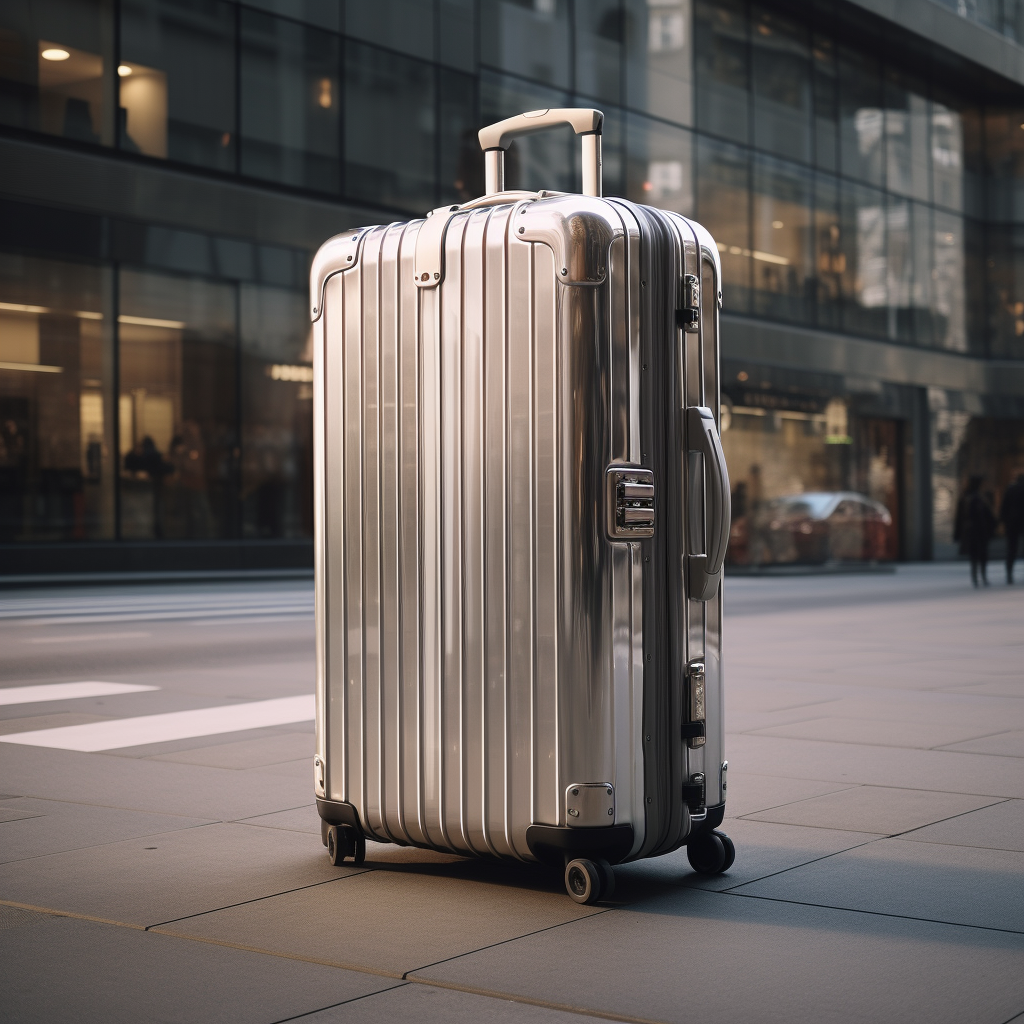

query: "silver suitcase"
xmin=311 ymin=109 xmax=733 ymax=903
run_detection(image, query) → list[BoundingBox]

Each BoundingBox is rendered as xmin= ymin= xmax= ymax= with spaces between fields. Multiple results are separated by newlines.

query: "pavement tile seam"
xmin=738 ymin=726 xmax=1024 ymax=754
xmin=727 ymin=783 xmax=864 ymax=818
xmin=889 ymin=798 xmax=1015 ymax=842
xmin=0 ymin=897 xmax=146 ymax=931
xmin=721 ymin=889 xmax=1024 ymax=937
xmin=395 ymin=908 xmax=617 ymax=981
xmin=269 ymin=983 xmax=413 ymax=1024
xmin=144 ymin=869 xmax=374 ymax=932
xmin=401 ymin=976 xmax=661 ymax=1024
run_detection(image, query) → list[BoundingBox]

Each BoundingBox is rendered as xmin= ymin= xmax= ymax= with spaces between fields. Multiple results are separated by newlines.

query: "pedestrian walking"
xmin=1001 ymin=472 xmax=1024 ymax=584
xmin=954 ymin=475 xmax=997 ymax=587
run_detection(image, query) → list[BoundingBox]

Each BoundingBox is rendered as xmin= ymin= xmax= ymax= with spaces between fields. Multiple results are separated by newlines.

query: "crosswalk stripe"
xmin=0 ymin=694 xmax=315 ymax=751
xmin=0 ymin=681 xmax=159 ymax=706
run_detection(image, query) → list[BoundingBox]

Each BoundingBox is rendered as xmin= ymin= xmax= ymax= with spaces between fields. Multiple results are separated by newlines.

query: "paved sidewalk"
xmin=1 ymin=565 xmax=1022 ymax=1023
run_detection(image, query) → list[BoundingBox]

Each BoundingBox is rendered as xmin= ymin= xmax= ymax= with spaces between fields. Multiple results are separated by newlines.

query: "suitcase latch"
xmin=676 ymin=274 xmax=700 ymax=332
xmin=681 ymin=659 xmax=706 ymax=748
xmin=606 ymin=466 xmax=655 ymax=539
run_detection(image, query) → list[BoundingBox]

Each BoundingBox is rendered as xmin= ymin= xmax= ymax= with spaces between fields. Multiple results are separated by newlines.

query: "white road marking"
xmin=0 ymin=694 xmax=315 ymax=751
xmin=0 ymin=681 xmax=158 ymax=706
xmin=25 ymin=632 xmax=152 ymax=644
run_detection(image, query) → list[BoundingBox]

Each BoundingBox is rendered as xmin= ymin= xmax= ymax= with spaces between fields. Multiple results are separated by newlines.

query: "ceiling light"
xmin=118 ymin=64 xmax=132 ymax=76
xmin=772 ymin=220 xmax=784 ymax=229
xmin=41 ymin=48 xmax=70 ymax=61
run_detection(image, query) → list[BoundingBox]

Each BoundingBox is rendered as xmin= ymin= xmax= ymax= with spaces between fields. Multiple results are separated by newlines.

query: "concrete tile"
xmin=149 ymin=731 xmax=312 ymax=769
xmin=0 ymin=797 xmax=212 ymax=864
xmin=302 ymin=983 xmax=629 ymax=1023
xmin=0 ymin=821 xmax=353 ymax=926
xmin=727 ymin=733 xmax=1024 ymax=797
xmin=108 ymin=725 xmax=299 ymax=760
xmin=748 ymin=716 xmax=1010 ymax=750
xmin=733 ymin=838 xmax=1024 ymax=933
xmin=247 ymin=757 xmax=312 ymax=780
xmin=0 ymin=913 xmax=397 ymax=1024
xmin=939 ymin=730 xmax=1024 ymax=757
xmin=901 ymin=799 xmax=1024 ymax=852
xmin=742 ymin=785 xmax=1000 ymax=834
xmin=0 ymin=742 xmax=312 ymax=819
xmin=0 ymin=712 xmax=112 ymax=734
xmin=239 ymin=803 xmax=321 ymax=834
xmin=414 ymin=887 xmax=1024 ymax=1024
xmin=720 ymin=771 xmax=857 ymax=817
xmin=157 ymin=858 xmax=605 ymax=976
xmin=940 ymin=679 xmax=1024 ymax=698
xmin=616 ymin=818 xmax=880 ymax=893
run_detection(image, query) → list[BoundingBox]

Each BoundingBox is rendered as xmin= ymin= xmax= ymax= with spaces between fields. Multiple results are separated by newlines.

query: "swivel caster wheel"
xmin=326 ymin=825 xmax=366 ymax=866
xmin=686 ymin=830 xmax=735 ymax=875
xmin=564 ymin=858 xmax=603 ymax=904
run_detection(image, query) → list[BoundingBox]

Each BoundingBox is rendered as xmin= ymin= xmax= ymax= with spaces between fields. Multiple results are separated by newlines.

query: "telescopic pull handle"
xmin=477 ymin=108 xmax=604 ymax=198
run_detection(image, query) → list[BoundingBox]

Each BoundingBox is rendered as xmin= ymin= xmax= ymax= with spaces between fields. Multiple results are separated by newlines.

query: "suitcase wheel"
xmin=686 ymin=830 xmax=735 ymax=875
xmin=326 ymin=825 xmax=366 ymax=867
xmin=564 ymin=857 xmax=613 ymax=905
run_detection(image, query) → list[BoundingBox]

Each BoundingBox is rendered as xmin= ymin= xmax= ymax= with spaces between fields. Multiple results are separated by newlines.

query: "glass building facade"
xmin=1 ymin=0 xmax=1023 ymax=571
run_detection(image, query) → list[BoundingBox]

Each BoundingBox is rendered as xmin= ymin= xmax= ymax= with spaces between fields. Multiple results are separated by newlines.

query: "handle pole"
xmin=581 ymin=133 xmax=602 ymax=198
xmin=484 ymin=149 xmax=505 ymax=196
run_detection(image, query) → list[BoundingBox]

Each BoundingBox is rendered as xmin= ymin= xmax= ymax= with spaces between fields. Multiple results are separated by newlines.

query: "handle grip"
xmin=477 ymin=107 xmax=604 ymax=198
xmin=686 ymin=406 xmax=731 ymax=602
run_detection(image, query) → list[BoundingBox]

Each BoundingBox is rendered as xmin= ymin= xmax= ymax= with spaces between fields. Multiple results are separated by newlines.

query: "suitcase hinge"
xmin=414 ymin=204 xmax=460 ymax=289
xmin=606 ymin=466 xmax=655 ymax=540
xmin=566 ymin=783 xmax=615 ymax=827
xmin=676 ymin=274 xmax=700 ymax=332
xmin=682 ymin=659 xmax=706 ymax=748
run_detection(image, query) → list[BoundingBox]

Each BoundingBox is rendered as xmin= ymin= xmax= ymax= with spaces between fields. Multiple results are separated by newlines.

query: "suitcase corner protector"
xmin=525 ymin=823 xmax=634 ymax=867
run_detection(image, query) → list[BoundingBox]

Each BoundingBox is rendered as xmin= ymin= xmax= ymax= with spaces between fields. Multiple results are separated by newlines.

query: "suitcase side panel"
xmin=317 ymin=199 xmax=650 ymax=860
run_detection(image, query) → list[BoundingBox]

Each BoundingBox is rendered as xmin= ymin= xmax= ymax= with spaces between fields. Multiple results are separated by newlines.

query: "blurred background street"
xmin=2 ymin=564 xmax=1022 ymax=1024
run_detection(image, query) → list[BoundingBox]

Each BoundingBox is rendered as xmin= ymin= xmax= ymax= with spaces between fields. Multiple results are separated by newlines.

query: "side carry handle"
xmin=478 ymin=107 xmax=604 ymax=198
xmin=686 ymin=406 xmax=731 ymax=602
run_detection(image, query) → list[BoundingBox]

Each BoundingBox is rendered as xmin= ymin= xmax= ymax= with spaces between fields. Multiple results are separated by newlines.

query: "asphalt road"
xmin=1 ymin=564 xmax=1022 ymax=1024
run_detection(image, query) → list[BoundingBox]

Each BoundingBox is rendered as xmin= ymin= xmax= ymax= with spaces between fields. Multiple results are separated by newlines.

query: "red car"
xmin=729 ymin=491 xmax=894 ymax=566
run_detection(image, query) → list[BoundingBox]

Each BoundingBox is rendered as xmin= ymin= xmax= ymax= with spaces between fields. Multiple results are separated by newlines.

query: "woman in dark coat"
xmin=954 ymin=475 xmax=997 ymax=587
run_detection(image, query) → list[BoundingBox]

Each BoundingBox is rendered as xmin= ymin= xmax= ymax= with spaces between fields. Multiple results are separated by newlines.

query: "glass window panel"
xmin=243 ymin=0 xmax=340 ymax=30
xmin=480 ymin=0 xmax=570 ymax=90
xmin=344 ymin=0 xmax=435 ymax=61
xmin=0 ymin=0 xmax=114 ymax=145
xmin=983 ymin=108 xmax=1024 ymax=225
xmin=812 ymin=33 xmax=838 ymax=172
xmin=440 ymin=69 xmax=479 ymax=204
xmin=885 ymin=197 xmax=932 ymax=344
xmin=627 ymin=114 xmax=693 ymax=214
xmin=0 ymin=253 xmax=114 ymax=542
xmin=345 ymin=41 xmax=436 ymax=213
xmin=838 ymin=46 xmax=883 ymax=187
xmin=118 ymin=268 xmax=237 ymax=540
xmin=694 ymin=0 xmax=749 ymax=145
xmin=575 ymin=0 xmax=623 ymax=104
xmin=751 ymin=4 xmax=811 ymax=164
xmin=751 ymin=155 xmax=813 ymax=322
xmin=696 ymin=135 xmax=751 ymax=313
xmin=439 ymin=0 xmax=476 ymax=72
xmin=984 ymin=225 xmax=1024 ymax=359
xmin=240 ymin=284 xmax=311 ymax=539
xmin=884 ymin=70 xmax=929 ymax=202
xmin=480 ymin=72 xmax=573 ymax=193
xmin=930 ymin=103 xmax=962 ymax=212
xmin=240 ymin=10 xmax=340 ymax=194
xmin=839 ymin=180 xmax=887 ymax=337
xmin=814 ymin=173 xmax=843 ymax=331
xmin=624 ymin=0 xmax=693 ymax=126
xmin=932 ymin=209 xmax=967 ymax=353
xmin=120 ymin=0 xmax=236 ymax=171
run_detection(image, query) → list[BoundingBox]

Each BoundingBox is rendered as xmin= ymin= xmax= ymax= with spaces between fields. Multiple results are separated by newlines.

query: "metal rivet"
xmin=571 ymin=788 xmax=579 ymax=796
xmin=346 ymin=255 xmax=353 ymax=262
xmin=646 ymin=654 xmax=652 ymax=661
xmin=646 ymin=735 xmax=651 ymax=742
xmin=607 ymin=788 xmax=613 ymax=796
xmin=433 ymin=272 xmax=440 ymax=279
xmin=607 ymin=807 xmax=614 ymax=815
xmin=647 ymin=797 xmax=652 ymax=804
xmin=312 ymin=307 xmax=317 ymax=314
xmin=518 ymin=226 xmax=525 ymax=234
xmin=420 ymin=272 xmax=429 ymax=281
xmin=561 ymin=268 xmax=567 ymax=275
